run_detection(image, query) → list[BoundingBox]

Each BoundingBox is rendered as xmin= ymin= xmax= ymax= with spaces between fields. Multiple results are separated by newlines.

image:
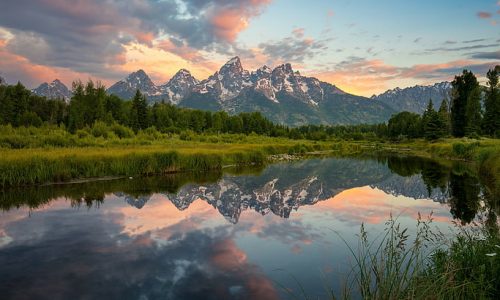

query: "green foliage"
xmin=452 ymin=142 xmax=479 ymax=160
xmin=388 ymin=111 xmax=422 ymax=139
xmin=341 ymin=214 xmax=500 ymax=300
xmin=482 ymin=65 xmax=500 ymax=137
xmin=422 ymin=99 xmax=444 ymax=140
xmin=451 ymin=69 xmax=481 ymax=137
xmin=130 ymin=89 xmax=148 ymax=131
xmin=19 ymin=111 xmax=43 ymax=127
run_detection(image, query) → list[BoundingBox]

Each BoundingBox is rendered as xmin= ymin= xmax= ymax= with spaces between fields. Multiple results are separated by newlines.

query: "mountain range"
xmin=32 ymin=79 xmax=72 ymax=102
xmin=29 ymin=57 xmax=453 ymax=126
xmin=371 ymin=82 xmax=451 ymax=114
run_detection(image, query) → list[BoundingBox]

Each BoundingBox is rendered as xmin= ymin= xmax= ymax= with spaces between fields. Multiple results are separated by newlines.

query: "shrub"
xmin=91 ymin=121 xmax=110 ymax=138
xmin=452 ymin=142 xmax=479 ymax=160
xmin=110 ymin=123 xmax=134 ymax=139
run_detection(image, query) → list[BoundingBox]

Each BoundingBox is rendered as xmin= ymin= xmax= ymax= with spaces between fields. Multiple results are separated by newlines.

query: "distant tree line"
xmin=0 ymin=65 xmax=498 ymax=141
xmin=386 ymin=65 xmax=500 ymax=140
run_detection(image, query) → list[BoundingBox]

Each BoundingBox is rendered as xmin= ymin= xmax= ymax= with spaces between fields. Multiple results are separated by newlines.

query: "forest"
xmin=0 ymin=66 xmax=498 ymax=145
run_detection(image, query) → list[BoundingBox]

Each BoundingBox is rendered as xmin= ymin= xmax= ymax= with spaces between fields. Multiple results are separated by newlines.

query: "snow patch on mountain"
xmin=32 ymin=79 xmax=72 ymax=102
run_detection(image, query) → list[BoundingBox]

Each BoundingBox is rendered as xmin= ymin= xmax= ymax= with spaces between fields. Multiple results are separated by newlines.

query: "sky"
xmin=0 ymin=0 xmax=499 ymax=96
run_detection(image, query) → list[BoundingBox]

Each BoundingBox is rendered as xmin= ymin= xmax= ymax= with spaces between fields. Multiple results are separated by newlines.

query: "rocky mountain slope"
xmin=32 ymin=79 xmax=72 ymax=102
xmin=371 ymin=82 xmax=451 ymax=113
xmin=108 ymin=57 xmax=395 ymax=126
xmin=30 ymin=57 xmax=454 ymax=125
xmin=107 ymin=69 xmax=160 ymax=100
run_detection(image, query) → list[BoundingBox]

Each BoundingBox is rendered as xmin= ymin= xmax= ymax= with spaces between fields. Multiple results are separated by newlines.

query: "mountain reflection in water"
xmin=0 ymin=156 xmax=496 ymax=300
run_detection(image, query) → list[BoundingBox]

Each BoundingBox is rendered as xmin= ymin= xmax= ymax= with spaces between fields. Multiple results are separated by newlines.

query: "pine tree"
xmin=482 ymin=65 xmax=500 ymax=136
xmin=130 ymin=89 xmax=148 ymax=131
xmin=438 ymin=98 xmax=450 ymax=136
xmin=422 ymin=99 xmax=445 ymax=140
xmin=451 ymin=70 xmax=480 ymax=137
xmin=465 ymin=86 xmax=482 ymax=137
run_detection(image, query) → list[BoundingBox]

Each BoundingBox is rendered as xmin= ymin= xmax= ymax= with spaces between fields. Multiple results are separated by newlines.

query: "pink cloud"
xmin=0 ymin=40 xmax=103 ymax=88
xmin=292 ymin=28 xmax=305 ymax=38
xmin=477 ymin=11 xmax=492 ymax=18
xmin=209 ymin=0 xmax=271 ymax=42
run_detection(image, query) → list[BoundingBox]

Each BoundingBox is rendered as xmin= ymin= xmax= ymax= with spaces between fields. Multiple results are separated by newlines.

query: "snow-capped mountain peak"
xmin=107 ymin=69 xmax=159 ymax=99
xmin=32 ymin=79 xmax=72 ymax=102
xmin=371 ymin=81 xmax=451 ymax=113
xmin=158 ymin=69 xmax=199 ymax=104
xmin=193 ymin=56 xmax=252 ymax=101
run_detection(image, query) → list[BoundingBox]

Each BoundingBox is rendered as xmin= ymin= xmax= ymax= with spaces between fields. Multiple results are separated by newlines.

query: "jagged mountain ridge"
xmin=28 ymin=57 xmax=453 ymax=125
xmin=106 ymin=57 xmax=396 ymax=126
xmin=371 ymin=82 xmax=452 ymax=114
xmin=106 ymin=69 xmax=161 ymax=100
xmin=32 ymin=79 xmax=72 ymax=102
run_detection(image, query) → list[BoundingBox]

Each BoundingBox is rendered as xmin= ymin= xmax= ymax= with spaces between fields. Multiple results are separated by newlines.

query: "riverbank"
xmin=0 ymin=127 xmax=498 ymax=189
xmin=0 ymin=135 xmax=332 ymax=187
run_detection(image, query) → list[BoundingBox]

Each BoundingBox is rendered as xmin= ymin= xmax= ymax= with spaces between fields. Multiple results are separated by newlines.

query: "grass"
xmin=0 ymin=129 xmax=333 ymax=186
xmin=338 ymin=214 xmax=500 ymax=300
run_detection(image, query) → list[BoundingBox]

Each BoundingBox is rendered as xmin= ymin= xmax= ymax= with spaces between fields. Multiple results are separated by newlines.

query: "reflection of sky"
xmin=0 ymin=183 xmax=455 ymax=299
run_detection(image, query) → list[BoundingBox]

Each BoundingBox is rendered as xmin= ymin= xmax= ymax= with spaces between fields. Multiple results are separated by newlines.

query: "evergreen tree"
xmin=465 ymin=86 xmax=482 ymax=137
xmin=130 ymin=89 xmax=148 ymax=131
xmin=438 ymin=98 xmax=450 ymax=135
xmin=482 ymin=65 xmax=500 ymax=136
xmin=451 ymin=70 xmax=480 ymax=137
xmin=422 ymin=99 xmax=445 ymax=140
xmin=388 ymin=111 xmax=423 ymax=139
xmin=68 ymin=80 xmax=86 ymax=132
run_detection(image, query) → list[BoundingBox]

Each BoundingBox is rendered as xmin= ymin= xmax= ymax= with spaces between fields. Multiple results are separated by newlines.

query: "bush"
xmin=179 ymin=130 xmax=195 ymax=141
xmin=111 ymin=123 xmax=134 ymax=139
xmin=19 ymin=112 xmax=43 ymax=127
xmin=452 ymin=142 xmax=479 ymax=160
xmin=91 ymin=121 xmax=110 ymax=138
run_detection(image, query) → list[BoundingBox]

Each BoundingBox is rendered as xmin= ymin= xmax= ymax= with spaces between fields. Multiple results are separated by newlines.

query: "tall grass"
xmin=340 ymin=214 xmax=500 ymax=299
xmin=0 ymin=149 xmax=269 ymax=187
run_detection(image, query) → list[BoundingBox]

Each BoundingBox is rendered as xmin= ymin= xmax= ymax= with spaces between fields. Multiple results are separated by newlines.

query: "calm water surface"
xmin=0 ymin=156 xmax=490 ymax=299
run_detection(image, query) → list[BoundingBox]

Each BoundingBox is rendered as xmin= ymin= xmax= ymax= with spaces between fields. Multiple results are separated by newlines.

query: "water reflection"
xmin=0 ymin=156 xmax=496 ymax=299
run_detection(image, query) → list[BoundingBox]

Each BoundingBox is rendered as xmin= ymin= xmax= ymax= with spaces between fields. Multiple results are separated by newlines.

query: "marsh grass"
xmin=337 ymin=214 xmax=500 ymax=300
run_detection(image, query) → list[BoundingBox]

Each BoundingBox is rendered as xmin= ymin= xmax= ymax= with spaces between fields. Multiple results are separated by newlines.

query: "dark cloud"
xmin=0 ymin=0 xmax=270 ymax=79
xmin=258 ymin=32 xmax=330 ymax=63
xmin=414 ymin=37 xmax=422 ymax=43
xmin=463 ymin=38 xmax=487 ymax=43
xmin=470 ymin=49 xmax=500 ymax=60
xmin=425 ymin=44 xmax=498 ymax=52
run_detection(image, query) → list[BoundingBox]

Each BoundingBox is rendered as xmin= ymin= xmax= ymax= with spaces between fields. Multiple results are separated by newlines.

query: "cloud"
xmin=470 ymin=49 xmax=500 ymax=60
xmin=258 ymin=30 xmax=330 ymax=64
xmin=292 ymin=28 xmax=305 ymax=38
xmin=477 ymin=11 xmax=492 ymax=18
xmin=414 ymin=37 xmax=422 ymax=43
xmin=424 ymin=44 xmax=498 ymax=52
xmin=463 ymin=38 xmax=487 ymax=44
xmin=310 ymin=56 xmax=497 ymax=96
xmin=0 ymin=0 xmax=271 ymax=85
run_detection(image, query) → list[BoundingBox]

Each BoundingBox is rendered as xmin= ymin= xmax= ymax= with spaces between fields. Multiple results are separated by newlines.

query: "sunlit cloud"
xmin=477 ymin=11 xmax=492 ymax=18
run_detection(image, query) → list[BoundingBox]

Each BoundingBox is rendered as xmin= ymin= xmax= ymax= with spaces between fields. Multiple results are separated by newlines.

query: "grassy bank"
xmin=0 ymin=130 xmax=330 ymax=186
xmin=0 ymin=124 xmax=498 ymax=188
